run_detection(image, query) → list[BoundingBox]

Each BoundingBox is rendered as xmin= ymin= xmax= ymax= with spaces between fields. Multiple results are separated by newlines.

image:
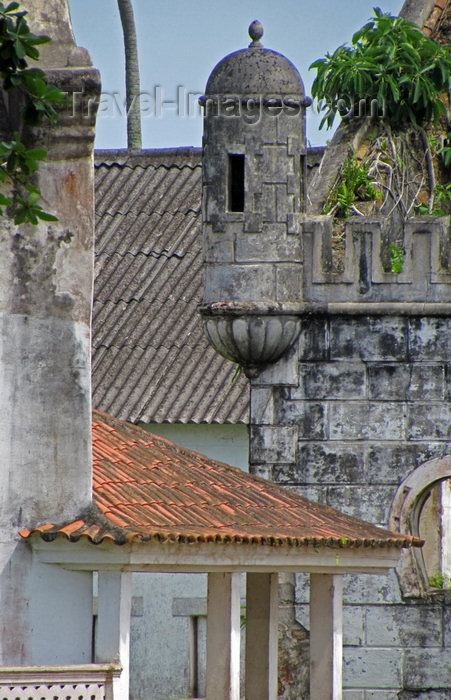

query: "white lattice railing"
xmin=0 ymin=664 xmax=121 ymax=700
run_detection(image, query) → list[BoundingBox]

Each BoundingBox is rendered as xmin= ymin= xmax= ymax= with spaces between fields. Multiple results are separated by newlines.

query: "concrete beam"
xmin=30 ymin=537 xmax=402 ymax=574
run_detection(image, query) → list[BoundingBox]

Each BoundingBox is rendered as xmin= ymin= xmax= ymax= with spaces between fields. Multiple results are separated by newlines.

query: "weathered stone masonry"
xmin=250 ymin=218 xmax=451 ymax=698
xmin=0 ymin=0 xmax=100 ymax=666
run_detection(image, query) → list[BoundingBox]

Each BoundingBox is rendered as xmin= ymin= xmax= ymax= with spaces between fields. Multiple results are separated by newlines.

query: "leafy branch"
xmin=0 ymin=1 xmax=67 ymax=224
xmin=414 ymin=182 xmax=451 ymax=216
xmin=310 ymin=7 xmax=451 ymax=130
xmin=312 ymin=7 xmax=451 ymax=237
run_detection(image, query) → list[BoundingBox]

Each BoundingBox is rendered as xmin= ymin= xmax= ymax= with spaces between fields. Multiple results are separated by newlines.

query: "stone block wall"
xmin=250 ymin=313 xmax=451 ymax=695
xmin=203 ymin=109 xmax=305 ymax=306
xmin=247 ymin=217 xmax=451 ymax=696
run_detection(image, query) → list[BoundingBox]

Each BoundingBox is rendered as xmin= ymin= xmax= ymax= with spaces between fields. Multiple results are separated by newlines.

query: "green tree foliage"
xmin=0 ymin=1 xmax=66 ymax=224
xmin=310 ymin=7 xmax=451 ymax=130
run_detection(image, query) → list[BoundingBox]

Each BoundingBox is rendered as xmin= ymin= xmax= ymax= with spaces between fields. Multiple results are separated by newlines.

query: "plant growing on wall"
xmin=0 ymin=1 xmax=66 ymax=224
xmin=310 ymin=7 xmax=451 ymax=236
xmin=428 ymin=571 xmax=451 ymax=589
xmin=323 ymin=153 xmax=379 ymax=217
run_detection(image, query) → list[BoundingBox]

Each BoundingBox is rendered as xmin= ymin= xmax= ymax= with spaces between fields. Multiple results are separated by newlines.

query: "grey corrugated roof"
xmin=93 ymin=147 xmax=250 ymax=424
xmin=93 ymin=146 xmax=324 ymax=425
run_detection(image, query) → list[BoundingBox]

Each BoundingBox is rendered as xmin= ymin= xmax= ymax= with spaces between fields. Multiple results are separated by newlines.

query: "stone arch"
xmin=389 ymin=455 xmax=451 ymax=597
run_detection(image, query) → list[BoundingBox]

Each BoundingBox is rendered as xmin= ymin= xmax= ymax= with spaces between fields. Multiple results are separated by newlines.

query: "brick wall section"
xmin=250 ymin=314 xmax=451 ymax=696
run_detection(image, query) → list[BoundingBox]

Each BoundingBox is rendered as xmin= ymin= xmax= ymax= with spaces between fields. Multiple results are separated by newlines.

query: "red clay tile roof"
xmin=20 ymin=411 xmax=421 ymax=550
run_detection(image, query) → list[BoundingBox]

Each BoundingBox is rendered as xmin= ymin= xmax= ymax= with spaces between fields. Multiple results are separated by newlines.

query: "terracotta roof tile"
xmin=20 ymin=410 xmax=422 ymax=551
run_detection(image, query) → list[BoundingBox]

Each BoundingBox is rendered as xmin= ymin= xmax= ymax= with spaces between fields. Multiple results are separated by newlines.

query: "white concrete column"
xmin=96 ymin=571 xmax=132 ymax=700
xmin=245 ymin=572 xmax=278 ymax=700
xmin=310 ymin=573 xmax=343 ymax=700
xmin=206 ymin=572 xmax=241 ymax=700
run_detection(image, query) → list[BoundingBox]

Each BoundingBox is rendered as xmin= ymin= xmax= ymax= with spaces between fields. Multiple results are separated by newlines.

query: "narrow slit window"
xmin=228 ymin=154 xmax=245 ymax=212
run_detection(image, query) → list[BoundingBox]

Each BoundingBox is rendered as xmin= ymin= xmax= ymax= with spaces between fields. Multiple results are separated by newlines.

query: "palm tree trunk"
xmin=117 ymin=0 xmax=142 ymax=150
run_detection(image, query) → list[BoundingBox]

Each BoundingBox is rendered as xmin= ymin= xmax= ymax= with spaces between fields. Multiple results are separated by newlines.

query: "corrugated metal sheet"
xmin=93 ymin=147 xmax=324 ymax=425
xmin=20 ymin=410 xmax=422 ymax=549
xmin=93 ymin=148 xmax=249 ymax=424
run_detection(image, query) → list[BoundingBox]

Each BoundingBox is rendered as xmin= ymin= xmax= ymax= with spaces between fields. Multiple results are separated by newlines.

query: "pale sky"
xmin=68 ymin=0 xmax=405 ymax=149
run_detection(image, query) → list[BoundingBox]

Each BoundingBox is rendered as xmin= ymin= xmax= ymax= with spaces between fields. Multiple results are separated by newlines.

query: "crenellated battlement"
xmin=201 ymin=213 xmax=451 ymax=372
xmin=303 ymin=214 xmax=451 ymax=305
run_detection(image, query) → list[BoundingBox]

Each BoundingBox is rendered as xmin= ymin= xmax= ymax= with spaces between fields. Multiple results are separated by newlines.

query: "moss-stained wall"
xmin=0 ymin=0 xmax=100 ymax=665
xmin=249 ymin=217 xmax=451 ymax=697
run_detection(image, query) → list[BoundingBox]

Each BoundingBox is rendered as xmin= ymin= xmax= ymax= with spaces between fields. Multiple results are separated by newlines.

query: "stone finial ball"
xmin=249 ymin=20 xmax=264 ymax=43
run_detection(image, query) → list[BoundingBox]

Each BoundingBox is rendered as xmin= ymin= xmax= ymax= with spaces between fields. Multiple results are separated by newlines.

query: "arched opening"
xmin=417 ymin=479 xmax=451 ymax=589
xmin=390 ymin=455 xmax=451 ymax=596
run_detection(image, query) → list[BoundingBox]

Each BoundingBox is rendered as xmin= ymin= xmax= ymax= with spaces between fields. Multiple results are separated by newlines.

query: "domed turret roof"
xmin=205 ymin=21 xmax=305 ymax=96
